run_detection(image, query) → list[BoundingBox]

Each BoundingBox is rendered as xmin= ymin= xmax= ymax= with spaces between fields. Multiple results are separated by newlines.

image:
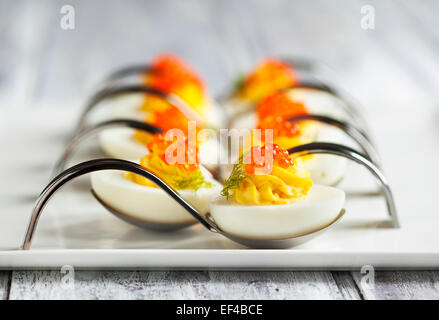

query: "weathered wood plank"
xmin=331 ymin=272 xmax=363 ymax=300
xmin=208 ymin=271 xmax=350 ymax=300
xmin=9 ymin=271 xmax=359 ymax=300
xmin=352 ymin=271 xmax=439 ymax=300
xmin=13 ymin=271 xmax=439 ymax=300
xmin=0 ymin=271 xmax=10 ymax=300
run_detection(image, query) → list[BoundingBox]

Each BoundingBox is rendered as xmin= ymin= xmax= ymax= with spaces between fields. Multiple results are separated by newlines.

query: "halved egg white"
xmin=286 ymin=88 xmax=351 ymax=121
xmin=90 ymin=169 xmax=222 ymax=225
xmin=222 ymin=97 xmax=254 ymax=118
xmin=297 ymin=123 xmax=348 ymax=186
xmin=209 ymin=184 xmax=345 ymax=240
xmin=110 ymin=94 xmax=148 ymax=121
xmin=99 ymin=127 xmax=148 ymax=160
xmin=284 ymin=88 xmax=351 ymax=185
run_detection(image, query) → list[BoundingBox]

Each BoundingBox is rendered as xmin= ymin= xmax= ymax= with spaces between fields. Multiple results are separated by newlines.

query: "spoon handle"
xmin=22 ymin=158 xmax=217 ymax=250
xmin=53 ymin=119 xmax=163 ymax=177
xmin=288 ymin=142 xmax=399 ymax=228
xmin=287 ymin=114 xmax=379 ymax=166
xmin=102 ymin=64 xmax=153 ymax=87
xmin=74 ymin=85 xmax=205 ymax=134
xmin=279 ymin=55 xmax=339 ymax=76
xmin=280 ymin=56 xmax=370 ymax=132
xmin=227 ymin=92 xmax=378 ymax=145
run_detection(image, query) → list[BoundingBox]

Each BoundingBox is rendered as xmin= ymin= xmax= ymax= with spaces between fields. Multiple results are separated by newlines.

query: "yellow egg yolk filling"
xmin=132 ymin=108 xmax=207 ymax=151
xmin=237 ymin=59 xmax=297 ymax=103
xmin=140 ymin=54 xmax=210 ymax=118
xmin=126 ymin=134 xmax=211 ymax=190
xmin=223 ymin=145 xmax=313 ymax=205
xmin=251 ymin=91 xmax=317 ymax=163
xmin=233 ymin=163 xmax=313 ymax=205
xmin=140 ymin=82 xmax=208 ymax=118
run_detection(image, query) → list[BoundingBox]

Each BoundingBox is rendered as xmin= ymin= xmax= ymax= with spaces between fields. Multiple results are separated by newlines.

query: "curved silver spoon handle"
xmin=102 ymin=64 xmax=153 ymax=86
xmin=22 ymin=158 xmax=218 ymax=250
xmin=279 ymin=56 xmax=336 ymax=75
xmin=281 ymin=83 xmax=370 ymax=134
xmin=265 ymin=56 xmax=370 ymax=132
xmin=287 ymin=114 xmax=380 ymax=166
xmin=53 ymin=119 xmax=163 ymax=176
xmin=74 ymin=85 xmax=205 ymax=134
xmin=288 ymin=142 xmax=399 ymax=228
xmin=225 ymin=83 xmax=372 ymax=142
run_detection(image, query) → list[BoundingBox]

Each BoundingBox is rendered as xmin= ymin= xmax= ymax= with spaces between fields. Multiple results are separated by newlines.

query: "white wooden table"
xmin=1 ymin=0 xmax=439 ymax=299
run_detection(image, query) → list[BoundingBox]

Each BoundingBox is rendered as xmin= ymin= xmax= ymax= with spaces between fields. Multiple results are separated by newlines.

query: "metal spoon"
xmin=101 ymin=64 xmax=153 ymax=88
xmin=280 ymin=56 xmax=370 ymax=130
xmin=21 ymin=158 xmax=344 ymax=250
xmin=74 ymin=85 xmax=206 ymax=135
xmin=100 ymin=59 xmax=368 ymax=134
xmin=286 ymin=114 xmax=380 ymax=166
xmin=53 ymin=119 xmax=163 ymax=176
xmin=22 ymin=143 xmax=398 ymax=250
xmin=226 ymin=82 xmax=371 ymax=139
xmin=228 ymin=112 xmax=379 ymax=167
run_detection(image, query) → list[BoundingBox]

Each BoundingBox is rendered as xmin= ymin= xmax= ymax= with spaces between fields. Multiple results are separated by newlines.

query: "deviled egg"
xmin=230 ymin=87 xmax=351 ymax=130
xmin=98 ymin=102 xmax=223 ymax=170
xmin=223 ymin=58 xmax=298 ymax=116
xmin=226 ymin=91 xmax=348 ymax=185
xmin=210 ymin=144 xmax=345 ymax=240
xmin=91 ymin=134 xmax=222 ymax=226
xmin=109 ymin=54 xmax=223 ymax=127
xmin=98 ymin=54 xmax=224 ymax=168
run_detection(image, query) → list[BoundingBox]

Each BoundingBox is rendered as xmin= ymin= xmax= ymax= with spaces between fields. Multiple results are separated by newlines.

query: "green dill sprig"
xmin=221 ymin=156 xmax=248 ymax=199
xmin=233 ymin=74 xmax=245 ymax=93
xmin=173 ymin=170 xmax=212 ymax=191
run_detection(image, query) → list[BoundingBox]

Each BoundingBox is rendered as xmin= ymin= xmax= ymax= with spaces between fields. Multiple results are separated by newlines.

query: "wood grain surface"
xmin=1 ymin=0 xmax=438 ymax=299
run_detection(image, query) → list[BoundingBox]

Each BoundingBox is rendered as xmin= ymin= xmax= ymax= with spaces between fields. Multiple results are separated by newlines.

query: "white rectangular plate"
xmin=0 ymin=104 xmax=438 ymax=270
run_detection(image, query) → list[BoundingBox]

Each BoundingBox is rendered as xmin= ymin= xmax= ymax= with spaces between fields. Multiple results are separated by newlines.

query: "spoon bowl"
xmin=205 ymin=210 xmax=345 ymax=249
xmin=92 ymin=185 xmax=345 ymax=248
xmin=91 ymin=189 xmax=197 ymax=231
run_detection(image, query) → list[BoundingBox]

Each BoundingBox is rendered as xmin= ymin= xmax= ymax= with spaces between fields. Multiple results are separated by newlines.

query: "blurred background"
xmin=0 ymin=0 xmax=437 ymax=110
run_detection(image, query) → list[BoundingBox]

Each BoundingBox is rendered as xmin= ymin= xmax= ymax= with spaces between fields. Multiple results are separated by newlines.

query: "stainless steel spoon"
xmin=99 ymin=58 xmax=368 ymax=134
xmin=101 ymin=64 xmax=154 ymax=87
xmin=286 ymin=114 xmax=380 ymax=166
xmin=225 ymin=82 xmax=372 ymax=141
xmin=74 ymin=85 xmax=206 ymax=134
xmin=227 ymin=112 xmax=379 ymax=167
xmin=22 ymin=142 xmax=398 ymax=250
xmin=53 ymin=119 xmax=163 ymax=176
xmin=21 ymin=158 xmax=344 ymax=250
xmin=280 ymin=56 xmax=370 ymax=132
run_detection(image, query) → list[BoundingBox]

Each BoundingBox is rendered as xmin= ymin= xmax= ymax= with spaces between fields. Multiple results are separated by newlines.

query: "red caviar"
xmin=147 ymin=133 xmax=199 ymax=171
xmin=257 ymin=115 xmax=301 ymax=140
xmin=257 ymin=91 xmax=308 ymax=121
xmin=145 ymin=54 xmax=204 ymax=93
xmin=244 ymin=144 xmax=294 ymax=174
xmin=147 ymin=104 xmax=202 ymax=135
xmin=243 ymin=59 xmax=297 ymax=90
